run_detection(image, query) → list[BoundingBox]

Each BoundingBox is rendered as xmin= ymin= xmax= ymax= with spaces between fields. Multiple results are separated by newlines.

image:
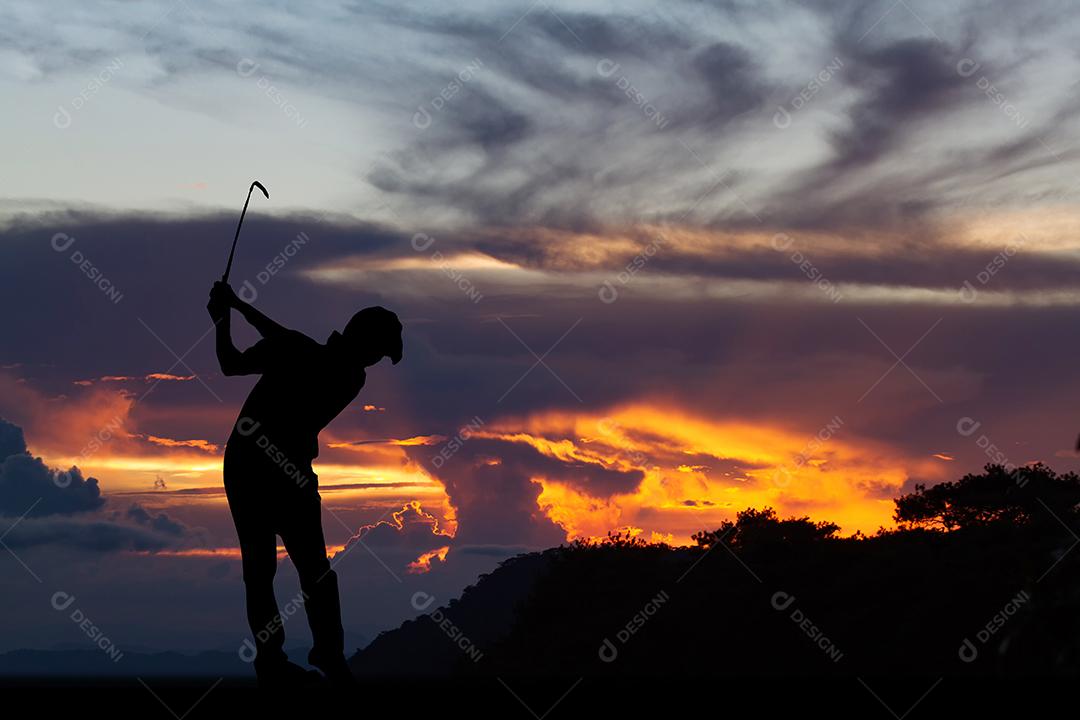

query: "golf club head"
xmin=251 ymin=181 xmax=269 ymax=199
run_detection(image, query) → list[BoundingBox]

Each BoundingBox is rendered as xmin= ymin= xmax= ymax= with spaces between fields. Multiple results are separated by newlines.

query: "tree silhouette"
xmin=692 ymin=506 xmax=840 ymax=549
xmin=893 ymin=463 xmax=1080 ymax=530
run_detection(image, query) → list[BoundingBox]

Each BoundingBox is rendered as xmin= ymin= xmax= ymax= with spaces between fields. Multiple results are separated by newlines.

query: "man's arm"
xmin=207 ymin=282 xmax=287 ymax=376
xmin=208 ymin=283 xmax=248 ymax=376
xmin=211 ymin=281 xmax=292 ymax=340
xmin=233 ymin=295 xmax=291 ymax=341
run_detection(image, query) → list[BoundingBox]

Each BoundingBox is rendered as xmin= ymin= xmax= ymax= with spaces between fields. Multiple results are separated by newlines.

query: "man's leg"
xmin=278 ymin=486 xmax=351 ymax=683
xmin=224 ymin=467 xmax=288 ymax=672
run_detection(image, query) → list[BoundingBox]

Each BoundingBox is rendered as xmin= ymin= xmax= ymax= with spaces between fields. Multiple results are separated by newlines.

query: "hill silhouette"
xmin=350 ymin=463 xmax=1080 ymax=676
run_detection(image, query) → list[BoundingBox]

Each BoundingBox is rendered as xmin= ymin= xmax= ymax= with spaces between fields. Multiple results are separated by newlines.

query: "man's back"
xmin=228 ymin=329 xmax=366 ymax=463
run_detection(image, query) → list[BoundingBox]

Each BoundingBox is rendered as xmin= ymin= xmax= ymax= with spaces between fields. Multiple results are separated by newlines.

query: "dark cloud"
xmin=362 ymin=8 xmax=775 ymax=227
xmin=455 ymin=543 xmax=532 ymax=557
xmin=690 ymin=42 xmax=768 ymax=126
xmin=0 ymin=419 xmax=104 ymax=517
xmin=825 ymin=39 xmax=971 ymax=174
xmin=125 ymin=503 xmax=187 ymax=537
xmin=354 ymin=1 xmax=1080 ymax=238
xmin=531 ymin=11 xmax=694 ymax=55
xmin=0 ymin=420 xmax=201 ymax=551
xmin=405 ymin=437 xmax=642 ymax=548
xmin=0 ymin=515 xmax=185 ymax=552
xmin=0 ymin=420 xmax=26 ymax=460
xmin=6 ymin=210 xmax=1080 ymax=484
xmin=757 ymin=0 xmax=1080 ymax=233
xmin=409 ymin=444 xmax=555 ymax=548
xmin=436 ymin=89 xmax=533 ymax=152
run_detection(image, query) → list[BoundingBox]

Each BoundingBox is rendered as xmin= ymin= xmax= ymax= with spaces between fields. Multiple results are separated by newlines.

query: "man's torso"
xmin=226 ymin=331 xmax=365 ymax=467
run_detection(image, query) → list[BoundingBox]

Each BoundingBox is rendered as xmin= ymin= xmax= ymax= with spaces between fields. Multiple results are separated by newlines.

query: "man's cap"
xmin=344 ymin=306 xmax=403 ymax=364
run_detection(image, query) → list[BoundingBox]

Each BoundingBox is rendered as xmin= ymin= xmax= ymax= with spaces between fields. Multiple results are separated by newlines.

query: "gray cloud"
xmin=405 ymin=438 xmax=643 ymax=548
xmin=125 ymin=503 xmax=187 ymax=537
xmin=0 ymin=419 xmax=201 ymax=551
xmin=817 ymin=38 xmax=972 ymax=176
xmin=359 ymin=1 xmax=1080 ymax=236
xmin=0 ymin=419 xmax=104 ymax=517
xmin=0 ymin=515 xmax=185 ymax=552
xmin=347 ymin=502 xmax=451 ymax=554
xmin=690 ymin=42 xmax=768 ymax=127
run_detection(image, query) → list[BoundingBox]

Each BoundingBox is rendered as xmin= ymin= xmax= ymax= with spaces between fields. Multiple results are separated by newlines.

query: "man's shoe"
xmin=308 ymin=650 xmax=358 ymax=688
xmin=255 ymin=658 xmax=325 ymax=689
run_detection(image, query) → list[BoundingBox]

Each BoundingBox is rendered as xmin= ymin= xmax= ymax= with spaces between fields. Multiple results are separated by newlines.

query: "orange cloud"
xmin=0 ymin=371 xmax=134 ymax=460
xmin=474 ymin=403 xmax=947 ymax=543
xmin=132 ymin=543 xmax=349 ymax=559
xmin=143 ymin=435 xmax=220 ymax=453
xmin=356 ymin=500 xmax=454 ymax=540
xmin=407 ymin=545 xmax=451 ymax=574
xmin=91 ymin=373 xmax=195 ymax=383
xmin=327 ymin=435 xmax=446 ymax=450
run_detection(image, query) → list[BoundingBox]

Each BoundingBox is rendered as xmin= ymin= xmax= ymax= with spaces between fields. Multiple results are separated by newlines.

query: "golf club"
xmin=221 ymin=180 xmax=269 ymax=283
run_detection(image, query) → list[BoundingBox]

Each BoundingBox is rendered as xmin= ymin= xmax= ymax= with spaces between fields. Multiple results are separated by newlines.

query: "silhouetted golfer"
xmin=207 ymin=281 xmax=402 ymax=686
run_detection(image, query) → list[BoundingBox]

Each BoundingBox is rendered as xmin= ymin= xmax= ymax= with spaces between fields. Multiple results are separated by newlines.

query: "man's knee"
xmin=297 ymin=560 xmax=333 ymax=591
xmin=241 ymin=556 xmax=277 ymax=586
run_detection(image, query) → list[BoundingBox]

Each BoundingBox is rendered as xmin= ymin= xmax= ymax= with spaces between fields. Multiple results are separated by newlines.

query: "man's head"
xmin=329 ymin=306 xmax=403 ymax=367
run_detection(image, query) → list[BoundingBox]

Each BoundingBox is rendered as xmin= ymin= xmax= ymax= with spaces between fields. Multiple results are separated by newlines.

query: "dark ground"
xmin=1 ymin=675 xmax=1077 ymax=716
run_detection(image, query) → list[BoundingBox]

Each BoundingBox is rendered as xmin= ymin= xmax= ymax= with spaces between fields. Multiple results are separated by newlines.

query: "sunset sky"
xmin=3 ymin=0 xmax=1080 ymax=653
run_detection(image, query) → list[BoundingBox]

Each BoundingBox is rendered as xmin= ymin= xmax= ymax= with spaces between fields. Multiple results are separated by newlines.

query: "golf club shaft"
xmin=222 ymin=181 xmax=268 ymax=283
xmin=222 ymin=189 xmax=255 ymax=283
